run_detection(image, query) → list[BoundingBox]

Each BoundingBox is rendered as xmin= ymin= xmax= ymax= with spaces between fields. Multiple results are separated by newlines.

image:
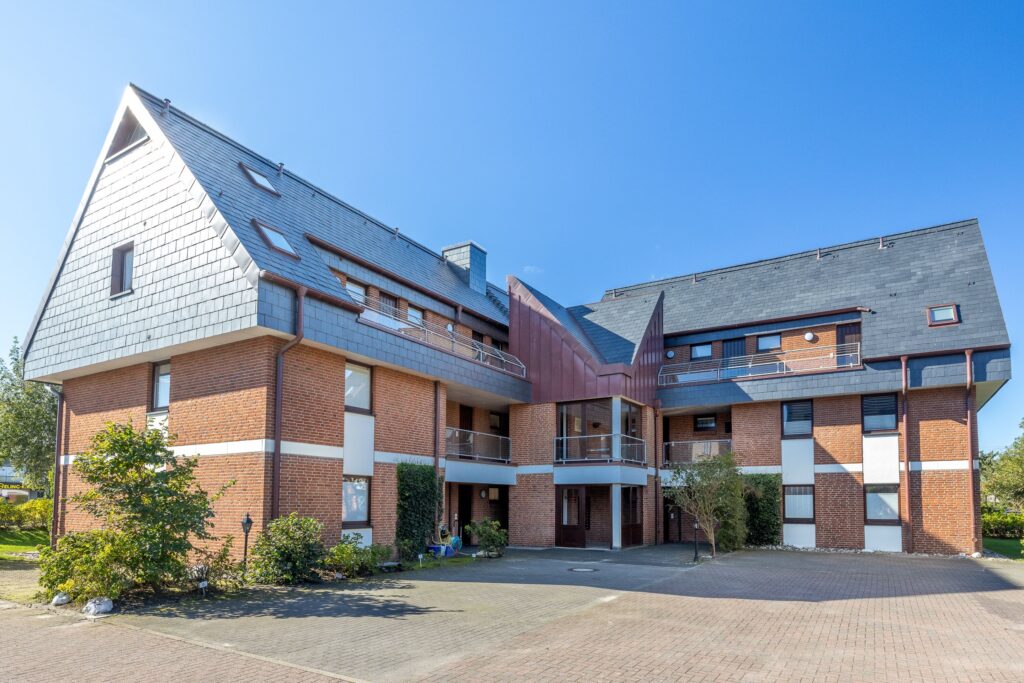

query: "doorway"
xmin=556 ymin=485 xmax=586 ymax=547
xmin=458 ymin=485 xmax=473 ymax=543
xmin=621 ymin=486 xmax=643 ymax=547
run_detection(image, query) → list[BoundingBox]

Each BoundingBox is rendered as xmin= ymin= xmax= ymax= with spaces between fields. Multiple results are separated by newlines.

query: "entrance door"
xmin=488 ymin=485 xmax=510 ymax=531
xmin=459 ymin=405 xmax=474 ymax=431
xmin=458 ymin=485 xmax=473 ymax=543
xmin=837 ymin=323 xmax=862 ymax=366
xmin=556 ymin=486 xmax=586 ymax=547
xmin=621 ymin=486 xmax=643 ymax=546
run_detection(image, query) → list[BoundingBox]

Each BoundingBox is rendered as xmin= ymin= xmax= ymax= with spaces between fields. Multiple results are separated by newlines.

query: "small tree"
xmin=665 ymin=451 xmax=746 ymax=557
xmin=982 ymin=418 xmax=1024 ymax=511
xmin=0 ymin=338 xmax=58 ymax=493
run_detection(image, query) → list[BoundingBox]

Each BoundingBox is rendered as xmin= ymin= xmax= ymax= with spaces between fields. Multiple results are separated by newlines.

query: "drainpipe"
xmin=433 ymin=381 xmax=441 ymax=530
xmin=271 ymin=286 xmax=307 ymax=520
xmin=50 ymin=387 xmax=64 ymax=549
xmin=900 ymin=356 xmax=913 ymax=553
xmin=965 ymin=349 xmax=978 ymax=554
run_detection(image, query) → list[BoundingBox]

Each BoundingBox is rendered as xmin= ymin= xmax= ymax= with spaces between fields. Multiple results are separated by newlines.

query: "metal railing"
xmin=353 ymin=293 xmax=527 ymax=377
xmin=664 ymin=439 xmax=732 ymax=465
xmin=553 ymin=433 xmax=647 ymax=465
xmin=445 ymin=427 xmax=511 ymax=463
xmin=658 ymin=342 xmax=860 ymax=386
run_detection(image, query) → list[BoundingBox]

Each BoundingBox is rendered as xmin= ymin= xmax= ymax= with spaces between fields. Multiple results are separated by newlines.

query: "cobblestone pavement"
xmin=4 ymin=548 xmax=1024 ymax=682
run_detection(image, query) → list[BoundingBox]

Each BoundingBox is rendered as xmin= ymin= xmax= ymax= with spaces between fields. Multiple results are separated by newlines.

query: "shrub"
xmin=248 ymin=513 xmax=325 ymax=584
xmin=743 ymin=474 xmax=782 ymax=546
xmin=396 ymin=463 xmax=442 ymax=561
xmin=18 ymin=498 xmax=52 ymax=530
xmin=982 ymin=508 xmax=1024 ymax=538
xmin=0 ymin=499 xmax=25 ymax=529
xmin=324 ymin=533 xmax=392 ymax=577
xmin=39 ymin=530 xmax=135 ymax=602
xmin=665 ymin=451 xmax=747 ymax=556
xmin=464 ymin=520 xmax=508 ymax=556
xmin=190 ymin=537 xmax=244 ymax=593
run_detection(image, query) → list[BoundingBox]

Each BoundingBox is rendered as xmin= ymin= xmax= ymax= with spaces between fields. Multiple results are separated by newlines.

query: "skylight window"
xmin=927 ymin=304 xmax=960 ymax=327
xmin=240 ymin=162 xmax=280 ymax=196
xmin=252 ymin=220 xmax=298 ymax=257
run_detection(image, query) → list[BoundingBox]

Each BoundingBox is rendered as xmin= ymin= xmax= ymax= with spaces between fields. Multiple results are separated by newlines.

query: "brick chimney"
xmin=442 ymin=241 xmax=487 ymax=294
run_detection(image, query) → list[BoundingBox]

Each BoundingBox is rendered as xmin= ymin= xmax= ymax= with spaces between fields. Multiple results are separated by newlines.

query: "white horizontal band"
xmin=910 ymin=459 xmax=979 ymax=471
xmin=373 ymin=451 xmax=435 ymax=466
xmin=517 ymin=465 xmax=555 ymax=475
xmin=815 ymin=463 xmax=863 ymax=474
xmin=738 ymin=465 xmax=783 ymax=475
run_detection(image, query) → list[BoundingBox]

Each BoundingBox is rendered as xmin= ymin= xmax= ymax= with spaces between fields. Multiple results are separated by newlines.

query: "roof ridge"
xmin=604 ymin=218 xmax=979 ymax=298
xmin=129 ymin=84 xmax=509 ymax=292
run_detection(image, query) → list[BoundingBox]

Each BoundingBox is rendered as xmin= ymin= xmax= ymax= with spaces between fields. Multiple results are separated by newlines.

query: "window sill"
xmin=345 ymin=407 xmax=373 ymax=417
xmin=781 ymin=433 xmax=814 ymax=440
xmin=110 ymin=288 xmax=134 ymax=301
xmin=342 ymin=523 xmax=372 ymax=530
xmin=864 ymin=519 xmax=901 ymax=526
xmin=147 ymin=408 xmax=169 ymax=417
xmin=862 ymin=429 xmax=899 ymax=436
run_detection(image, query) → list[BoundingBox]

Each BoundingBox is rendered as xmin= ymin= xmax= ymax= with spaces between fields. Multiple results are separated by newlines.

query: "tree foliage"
xmin=665 ymin=451 xmax=747 ymax=556
xmin=0 ymin=338 xmax=58 ymax=493
xmin=982 ymin=418 xmax=1024 ymax=511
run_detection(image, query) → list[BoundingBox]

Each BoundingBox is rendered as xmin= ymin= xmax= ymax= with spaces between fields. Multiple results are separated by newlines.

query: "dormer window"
xmin=252 ymin=220 xmax=298 ymax=257
xmin=927 ymin=304 xmax=960 ymax=327
xmin=240 ymin=162 xmax=280 ymax=196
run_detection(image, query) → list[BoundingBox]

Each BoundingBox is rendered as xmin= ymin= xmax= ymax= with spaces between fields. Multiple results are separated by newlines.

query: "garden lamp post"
xmin=241 ymin=512 xmax=253 ymax=577
xmin=693 ymin=521 xmax=700 ymax=563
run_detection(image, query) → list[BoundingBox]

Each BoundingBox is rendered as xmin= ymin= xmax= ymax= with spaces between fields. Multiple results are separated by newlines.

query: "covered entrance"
xmin=450 ymin=483 xmax=509 ymax=545
xmin=556 ymin=485 xmax=644 ymax=549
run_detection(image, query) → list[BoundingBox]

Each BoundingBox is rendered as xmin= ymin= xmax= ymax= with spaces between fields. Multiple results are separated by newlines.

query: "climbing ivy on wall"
xmin=396 ymin=462 xmax=443 ymax=560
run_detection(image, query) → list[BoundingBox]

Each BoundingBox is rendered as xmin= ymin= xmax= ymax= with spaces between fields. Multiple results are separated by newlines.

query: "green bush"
xmin=982 ymin=508 xmax=1024 ymax=538
xmin=743 ymin=474 xmax=782 ymax=546
xmin=0 ymin=499 xmax=25 ymax=529
xmin=39 ymin=530 xmax=135 ymax=601
xmin=396 ymin=463 xmax=442 ymax=561
xmin=17 ymin=498 xmax=52 ymax=530
xmin=464 ymin=520 xmax=508 ymax=556
xmin=248 ymin=513 xmax=326 ymax=584
xmin=324 ymin=533 xmax=392 ymax=577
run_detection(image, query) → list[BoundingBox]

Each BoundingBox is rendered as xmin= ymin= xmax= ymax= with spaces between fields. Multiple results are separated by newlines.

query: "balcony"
xmin=554 ymin=434 xmax=647 ymax=465
xmin=663 ymin=439 xmax=732 ymax=466
xmin=445 ymin=427 xmax=511 ymax=463
xmin=658 ymin=343 xmax=860 ymax=387
xmin=354 ymin=293 xmax=527 ymax=378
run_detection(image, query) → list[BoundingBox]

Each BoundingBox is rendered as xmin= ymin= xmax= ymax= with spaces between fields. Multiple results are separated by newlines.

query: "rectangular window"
xmin=694 ymin=414 xmax=717 ymax=432
xmin=152 ymin=362 xmax=170 ymax=411
xmin=690 ymin=343 xmax=712 ymax=361
xmin=621 ymin=401 xmax=642 ymax=438
xmin=345 ymin=363 xmax=372 ymax=413
xmin=345 ymin=279 xmax=367 ymax=304
xmin=864 ymin=484 xmax=900 ymax=525
xmin=111 ymin=243 xmax=134 ymax=296
xmin=253 ymin=220 xmax=297 ymax=257
xmin=756 ymin=334 xmax=782 ymax=352
xmin=783 ymin=484 xmax=814 ymax=522
xmin=927 ymin=304 xmax=960 ymax=327
xmin=342 ymin=476 xmax=370 ymax=527
xmin=782 ymin=400 xmax=813 ymax=437
xmin=862 ymin=393 xmax=898 ymax=432
xmin=407 ymin=305 xmax=424 ymax=327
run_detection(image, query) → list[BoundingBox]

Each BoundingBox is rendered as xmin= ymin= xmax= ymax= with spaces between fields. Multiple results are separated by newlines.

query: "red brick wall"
xmin=509 ymin=474 xmax=555 ymax=546
xmin=511 ymin=403 xmax=556 ymax=466
xmin=731 ymin=402 xmax=780 ymax=467
xmin=64 ymin=364 xmax=151 ymax=454
xmin=371 ymin=462 xmax=399 ymax=547
xmin=281 ymin=346 xmax=345 ymax=446
xmin=279 ymin=455 xmax=344 ymax=543
xmin=374 ymin=367 xmax=441 ymax=456
xmin=814 ymin=472 xmax=865 ymax=550
xmin=812 ymin=396 xmax=861 ymax=465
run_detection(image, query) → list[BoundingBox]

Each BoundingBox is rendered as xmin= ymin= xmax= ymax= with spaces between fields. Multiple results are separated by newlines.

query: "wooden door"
xmin=621 ymin=486 xmax=644 ymax=547
xmin=458 ymin=485 xmax=473 ymax=542
xmin=459 ymin=405 xmax=474 ymax=431
xmin=556 ymin=486 xmax=586 ymax=547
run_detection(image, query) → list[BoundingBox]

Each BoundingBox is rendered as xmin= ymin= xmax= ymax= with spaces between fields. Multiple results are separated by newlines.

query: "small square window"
xmin=345 ymin=363 xmax=372 ymax=413
xmin=240 ymin=162 xmax=280 ymax=195
xmin=690 ymin=343 xmax=712 ymax=361
xmin=152 ymin=362 xmax=170 ymax=411
xmin=756 ymin=334 xmax=781 ymax=352
xmin=862 ymin=393 xmax=898 ymax=432
xmin=783 ymin=485 xmax=814 ymax=522
xmin=111 ymin=243 xmax=134 ymax=296
xmin=343 ymin=476 xmax=370 ymax=527
xmin=694 ymin=415 xmax=717 ymax=432
xmin=253 ymin=220 xmax=298 ymax=257
xmin=782 ymin=400 xmax=813 ymax=437
xmin=407 ymin=305 xmax=424 ymax=326
xmin=865 ymin=484 xmax=900 ymax=525
xmin=927 ymin=304 xmax=960 ymax=327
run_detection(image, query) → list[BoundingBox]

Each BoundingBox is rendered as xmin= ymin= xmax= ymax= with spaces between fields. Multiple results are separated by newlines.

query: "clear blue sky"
xmin=1 ymin=2 xmax=1020 ymax=450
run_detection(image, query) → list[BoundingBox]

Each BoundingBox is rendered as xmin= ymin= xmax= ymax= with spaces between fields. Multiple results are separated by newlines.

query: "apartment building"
xmin=25 ymin=85 xmax=1010 ymax=555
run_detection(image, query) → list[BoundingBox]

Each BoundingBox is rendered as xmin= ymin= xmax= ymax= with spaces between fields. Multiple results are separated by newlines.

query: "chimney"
xmin=442 ymin=241 xmax=487 ymax=294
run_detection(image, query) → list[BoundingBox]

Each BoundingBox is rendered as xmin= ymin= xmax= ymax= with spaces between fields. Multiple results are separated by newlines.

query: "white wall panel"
xmin=781 ymin=439 xmax=814 ymax=485
xmin=863 ymin=433 xmax=900 ymax=484
xmin=343 ymin=412 xmax=375 ymax=476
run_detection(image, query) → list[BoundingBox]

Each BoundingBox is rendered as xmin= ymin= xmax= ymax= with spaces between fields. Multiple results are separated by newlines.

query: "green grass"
xmin=0 ymin=529 xmax=48 ymax=556
xmin=983 ymin=536 xmax=1023 ymax=560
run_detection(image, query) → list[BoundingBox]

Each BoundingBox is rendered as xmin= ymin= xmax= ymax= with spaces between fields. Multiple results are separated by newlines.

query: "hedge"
xmin=396 ymin=462 xmax=443 ymax=560
xmin=982 ymin=508 xmax=1024 ymax=538
xmin=743 ymin=474 xmax=782 ymax=546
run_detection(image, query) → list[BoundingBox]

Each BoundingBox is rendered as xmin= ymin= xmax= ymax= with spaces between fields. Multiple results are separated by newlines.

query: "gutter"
xmin=50 ymin=387 xmax=64 ymax=549
xmin=900 ymin=356 xmax=913 ymax=553
xmin=271 ymin=284 xmax=307 ymax=520
xmin=965 ymin=349 xmax=978 ymax=553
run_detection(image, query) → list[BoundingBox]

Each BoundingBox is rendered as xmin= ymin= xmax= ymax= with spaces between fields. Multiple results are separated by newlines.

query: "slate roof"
xmin=602 ymin=220 xmax=1009 ymax=359
xmin=132 ymin=86 xmax=511 ymax=324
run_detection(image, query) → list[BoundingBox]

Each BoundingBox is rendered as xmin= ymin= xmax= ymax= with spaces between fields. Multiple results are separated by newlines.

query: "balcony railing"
xmin=445 ymin=427 xmax=511 ymax=463
xmin=664 ymin=439 xmax=732 ymax=465
xmin=353 ymin=293 xmax=527 ymax=378
xmin=553 ymin=434 xmax=647 ymax=465
xmin=658 ymin=342 xmax=860 ymax=386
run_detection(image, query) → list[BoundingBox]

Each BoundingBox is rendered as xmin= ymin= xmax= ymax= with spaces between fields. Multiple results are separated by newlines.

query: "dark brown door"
xmin=458 ymin=485 xmax=473 ymax=542
xmin=556 ymin=486 xmax=586 ymax=547
xmin=489 ymin=486 xmax=510 ymax=531
xmin=723 ymin=338 xmax=746 ymax=358
xmin=621 ymin=486 xmax=643 ymax=547
xmin=459 ymin=405 xmax=474 ymax=431
xmin=836 ymin=323 xmax=862 ymax=366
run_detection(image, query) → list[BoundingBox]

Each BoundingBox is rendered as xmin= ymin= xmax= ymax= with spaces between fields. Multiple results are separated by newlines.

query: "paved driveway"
xmin=4 ymin=547 xmax=1024 ymax=681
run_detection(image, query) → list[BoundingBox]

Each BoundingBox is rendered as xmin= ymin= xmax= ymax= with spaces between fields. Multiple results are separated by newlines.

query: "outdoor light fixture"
xmin=693 ymin=521 xmax=700 ymax=563
xmin=804 ymin=331 xmax=816 ymax=342
xmin=480 ymin=489 xmax=488 ymax=499
xmin=241 ymin=512 xmax=254 ymax=577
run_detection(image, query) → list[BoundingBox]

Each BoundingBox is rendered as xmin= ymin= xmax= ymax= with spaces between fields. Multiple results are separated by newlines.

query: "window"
xmin=253 ymin=220 xmax=297 ymax=257
xmin=240 ymin=162 xmax=280 ymax=195
xmin=379 ymin=292 xmax=398 ymax=315
xmin=690 ymin=343 xmax=712 ymax=361
xmin=152 ymin=362 xmax=170 ymax=411
xmin=927 ymin=304 xmax=960 ymax=327
xmin=111 ymin=243 xmax=134 ymax=296
xmin=694 ymin=414 xmax=717 ymax=432
xmin=342 ymin=476 xmax=370 ymax=528
xmin=492 ymin=340 xmax=509 ymax=354
xmin=783 ymin=485 xmax=814 ymax=522
xmin=345 ymin=279 xmax=367 ymax=304
xmin=621 ymin=401 xmax=642 ymax=438
xmin=864 ymin=484 xmax=900 ymax=525
xmin=862 ymin=393 xmax=898 ymax=432
xmin=345 ymin=363 xmax=372 ymax=413
xmin=782 ymin=400 xmax=813 ymax=437
xmin=756 ymin=334 xmax=782 ymax=352
xmin=407 ymin=305 xmax=424 ymax=327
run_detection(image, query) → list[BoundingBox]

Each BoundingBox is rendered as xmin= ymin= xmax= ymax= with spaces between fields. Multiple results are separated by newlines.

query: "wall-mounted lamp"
xmin=804 ymin=332 xmax=816 ymax=342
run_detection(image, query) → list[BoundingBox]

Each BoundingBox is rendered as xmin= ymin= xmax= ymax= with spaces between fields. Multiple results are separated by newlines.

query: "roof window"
xmin=252 ymin=220 xmax=298 ymax=257
xmin=927 ymin=304 xmax=960 ymax=327
xmin=240 ymin=162 xmax=280 ymax=196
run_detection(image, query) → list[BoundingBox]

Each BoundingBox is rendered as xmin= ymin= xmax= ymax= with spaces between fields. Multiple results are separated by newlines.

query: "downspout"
xmin=50 ymin=387 xmax=64 ymax=549
xmin=900 ymin=356 xmax=913 ymax=553
xmin=965 ymin=349 xmax=978 ymax=554
xmin=271 ymin=286 xmax=307 ymax=520
xmin=433 ymin=381 xmax=441 ymax=530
